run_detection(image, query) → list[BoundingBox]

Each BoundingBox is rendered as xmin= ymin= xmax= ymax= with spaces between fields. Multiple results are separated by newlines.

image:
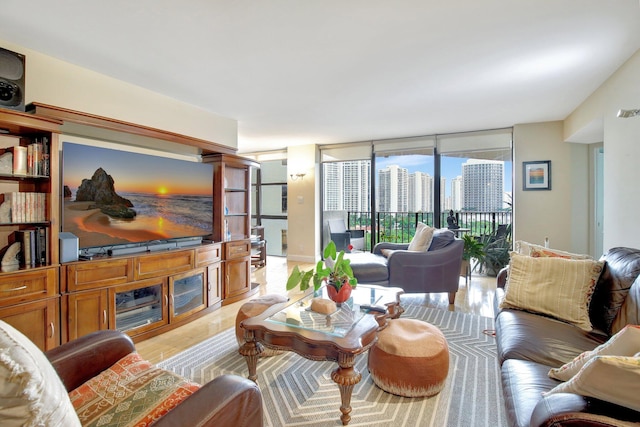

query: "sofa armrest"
xmin=45 ymin=330 xmax=136 ymax=392
xmin=372 ymin=242 xmax=409 ymax=255
xmin=531 ymin=393 xmax=640 ymax=427
xmin=153 ymin=374 xmax=263 ymax=427
xmin=496 ymin=266 xmax=509 ymax=289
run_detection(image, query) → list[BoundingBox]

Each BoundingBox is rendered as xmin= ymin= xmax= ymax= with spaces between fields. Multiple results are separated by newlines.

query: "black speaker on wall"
xmin=0 ymin=47 xmax=25 ymax=112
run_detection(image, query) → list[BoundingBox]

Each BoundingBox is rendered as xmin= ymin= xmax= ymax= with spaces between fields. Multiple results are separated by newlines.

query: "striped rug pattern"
xmin=158 ymin=305 xmax=507 ymax=426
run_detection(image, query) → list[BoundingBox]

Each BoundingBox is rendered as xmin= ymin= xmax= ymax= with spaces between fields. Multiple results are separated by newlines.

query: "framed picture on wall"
xmin=522 ymin=160 xmax=551 ymax=191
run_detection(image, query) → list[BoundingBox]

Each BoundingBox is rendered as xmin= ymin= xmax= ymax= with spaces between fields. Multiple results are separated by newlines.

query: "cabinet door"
xmin=207 ymin=263 xmax=222 ymax=307
xmin=223 ymin=258 xmax=251 ymax=299
xmin=109 ymin=279 xmax=168 ymax=337
xmin=66 ymin=289 xmax=109 ymax=342
xmin=0 ymin=298 xmax=59 ymax=351
xmin=169 ymin=268 xmax=206 ymax=322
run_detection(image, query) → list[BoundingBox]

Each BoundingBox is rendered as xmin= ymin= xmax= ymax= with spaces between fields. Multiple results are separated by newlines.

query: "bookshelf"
xmin=0 ymin=109 xmax=61 ymax=350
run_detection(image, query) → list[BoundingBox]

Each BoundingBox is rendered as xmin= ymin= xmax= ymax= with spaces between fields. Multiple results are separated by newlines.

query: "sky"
xmin=62 ymin=142 xmax=212 ymax=196
xmin=375 ymin=154 xmax=512 ymax=198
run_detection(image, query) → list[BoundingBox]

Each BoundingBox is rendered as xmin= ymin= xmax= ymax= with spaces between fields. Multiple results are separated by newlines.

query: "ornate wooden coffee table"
xmin=239 ymin=285 xmax=403 ymax=425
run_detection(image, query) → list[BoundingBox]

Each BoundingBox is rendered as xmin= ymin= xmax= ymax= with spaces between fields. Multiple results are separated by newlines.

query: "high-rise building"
xmin=451 ymin=176 xmax=462 ymax=211
xmin=408 ymin=171 xmax=432 ymax=212
xmin=323 ymin=161 xmax=370 ymax=211
xmin=462 ymin=159 xmax=504 ymax=211
xmin=378 ymin=165 xmax=408 ymax=212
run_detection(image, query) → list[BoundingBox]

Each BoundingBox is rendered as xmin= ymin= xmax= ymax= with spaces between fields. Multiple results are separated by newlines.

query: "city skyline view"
xmin=375 ymin=154 xmax=513 ymax=200
xmin=323 ymin=153 xmax=512 ymax=213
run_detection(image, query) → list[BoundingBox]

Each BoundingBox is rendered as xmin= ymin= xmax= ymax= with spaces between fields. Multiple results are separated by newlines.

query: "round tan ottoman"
xmin=368 ymin=318 xmax=449 ymax=397
xmin=235 ymin=294 xmax=288 ymax=357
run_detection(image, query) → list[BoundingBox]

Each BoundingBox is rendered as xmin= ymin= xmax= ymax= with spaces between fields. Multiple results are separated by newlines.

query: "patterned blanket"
xmin=69 ymin=352 xmax=200 ymax=427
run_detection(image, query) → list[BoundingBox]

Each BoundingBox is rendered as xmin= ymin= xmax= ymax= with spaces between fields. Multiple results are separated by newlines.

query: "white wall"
xmin=513 ymin=122 xmax=590 ymax=253
xmin=565 ymin=49 xmax=640 ymax=250
xmin=0 ymin=39 xmax=238 ymax=149
xmin=286 ymin=144 xmax=318 ymax=263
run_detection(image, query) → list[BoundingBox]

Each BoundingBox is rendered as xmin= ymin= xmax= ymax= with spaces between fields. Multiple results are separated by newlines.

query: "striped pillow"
xmin=500 ymin=252 xmax=604 ymax=331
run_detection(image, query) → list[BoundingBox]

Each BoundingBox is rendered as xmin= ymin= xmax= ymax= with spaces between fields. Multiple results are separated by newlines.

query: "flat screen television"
xmin=61 ymin=139 xmax=213 ymax=254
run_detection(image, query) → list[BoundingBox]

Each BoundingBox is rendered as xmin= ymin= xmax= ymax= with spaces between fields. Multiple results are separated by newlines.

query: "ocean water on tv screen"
xmin=123 ymin=192 xmax=213 ymax=234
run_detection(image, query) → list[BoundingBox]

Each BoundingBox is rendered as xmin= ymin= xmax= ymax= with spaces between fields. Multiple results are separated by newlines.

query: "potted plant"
xmin=461 ymin=234 xmax=485 ymax=280
xmin=286 ymin=241 xmax=357 ymax=303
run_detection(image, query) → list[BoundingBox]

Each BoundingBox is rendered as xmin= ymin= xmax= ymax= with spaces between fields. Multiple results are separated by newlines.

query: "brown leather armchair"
xmin=46 ymin=330 xmax=263 ymax=427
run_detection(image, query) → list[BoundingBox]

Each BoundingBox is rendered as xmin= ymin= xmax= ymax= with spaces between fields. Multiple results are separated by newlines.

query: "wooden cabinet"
xmin=110 ymin=279 xmax=168 ymax=337
xmin=0 ymin=111 xmax=62 ymax=351
xmin=65 ymin=288 xmax=109 ymax=342
xmin=0 ymin=297 xmax=59 ymax=350
xmin=61 ymin=244 xmax=221 ymax=343
xmin=198 ymin=242 xmax=222 ymax=307
xmin=204 ymin=154 xmax=259 ymax=304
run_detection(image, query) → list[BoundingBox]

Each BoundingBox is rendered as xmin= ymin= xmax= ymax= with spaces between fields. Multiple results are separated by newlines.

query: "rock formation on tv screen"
xmin=75 ymin=168 xmax=136 ymax=219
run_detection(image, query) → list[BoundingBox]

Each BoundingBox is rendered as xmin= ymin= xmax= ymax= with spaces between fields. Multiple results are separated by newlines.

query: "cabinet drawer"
xmin=0 ymin=267 xmax=57 ymax=305
xmin=224 ymin=240 xmax=250 ymax=260
xmin=65 ymin=258 xmax=134 ymax=292
xmin=135 ymin=250 xmax=194 ymax=280
xmin=197 ymin=243 xmax=222 ymax=266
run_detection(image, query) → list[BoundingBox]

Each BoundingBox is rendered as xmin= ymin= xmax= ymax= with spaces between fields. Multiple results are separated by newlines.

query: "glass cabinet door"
xmin=111 ymin=280 xmax=167 ymax=334
xmin=169 ymin=268 xmax=206 ymax=321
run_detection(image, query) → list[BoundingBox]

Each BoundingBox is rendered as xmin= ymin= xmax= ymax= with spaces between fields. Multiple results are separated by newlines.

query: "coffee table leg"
xmin=239 ymin=329 xmax=263 ymax=383
xmin=331 ymin=353 xmax=361 ymax=426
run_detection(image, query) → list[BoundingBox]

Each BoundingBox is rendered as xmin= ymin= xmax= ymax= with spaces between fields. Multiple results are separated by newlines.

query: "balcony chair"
xmin=347 ymin=228 xmax=464 ymax=304
xmin=328 ymin=218 xmax=365 ymax=252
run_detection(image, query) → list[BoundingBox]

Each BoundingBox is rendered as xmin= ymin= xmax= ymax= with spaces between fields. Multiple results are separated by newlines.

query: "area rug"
xmin=158 ymin=305 xmax=507 ymax=427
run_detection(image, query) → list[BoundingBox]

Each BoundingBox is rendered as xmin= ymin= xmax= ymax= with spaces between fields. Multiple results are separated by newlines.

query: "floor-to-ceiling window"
xmin=320 ymin=128 xmax=513 ymax=252
xmin=437 ymin=129 xmax=513 ymax=237
xmin=250 ymin=155 xmax=288 ymax=256
xmin=373 ymin=136 xmax=435 ymax=243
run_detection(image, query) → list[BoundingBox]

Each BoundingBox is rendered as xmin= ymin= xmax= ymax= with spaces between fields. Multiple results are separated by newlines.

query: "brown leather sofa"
xmin=494 ymin=247 xmax=640 ymax=427
xmin=45 ymin=329 xmax=264 ymax=427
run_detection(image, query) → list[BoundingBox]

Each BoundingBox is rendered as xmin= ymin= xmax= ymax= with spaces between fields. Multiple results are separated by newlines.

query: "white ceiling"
xmin=1 ymin=1 xmax=639 ymax=153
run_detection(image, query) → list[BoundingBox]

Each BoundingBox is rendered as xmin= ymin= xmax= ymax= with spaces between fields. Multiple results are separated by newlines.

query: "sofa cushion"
xmin=495 ymin=309 xmax=607 ymax=366
xmin=514 ymin=240 xmax=592 ymax=259
xmin=501 ymin=358 xmax=562 ymax=427
xmin=500 ymin=253 xmax=604 ymax=331
xmin=548 ymin=324 xmax=640 ymax=382
xmin=407 ymin=222 xmax=435 ymax=251
xmin=69 ymin=352 xmax=200 ymax=427
xmin=545 ymin=355 xmax=640 ymax=412
xmin=428 ymin=229 xmax=455 ymax=251
xmin=0 ymin=320 xmax=81 ymax=427
xmin=342 ymin=252 xmax=389 ymax=284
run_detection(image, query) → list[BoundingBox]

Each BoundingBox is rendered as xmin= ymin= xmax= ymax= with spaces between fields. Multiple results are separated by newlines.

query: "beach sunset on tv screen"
xmin=62 ymin=142 xmax=213 ymax=250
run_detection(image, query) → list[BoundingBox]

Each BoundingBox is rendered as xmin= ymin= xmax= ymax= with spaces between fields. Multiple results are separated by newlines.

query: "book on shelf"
xmin=7 ymin=145 xmax=27 ymax=175
xmin=3 ymin=138 xmax=49 ymax=177
xmin=12 ymin=226 xmax=48 ymax=266
xmin=2 ymin=192 xmax=46 ymax=223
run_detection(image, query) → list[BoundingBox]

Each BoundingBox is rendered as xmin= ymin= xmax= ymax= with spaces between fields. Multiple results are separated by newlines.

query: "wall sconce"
xmin=617 ymin=109 xmax=640 ymax=118
xmin=290 ymin=173 xmax=306 ymax=181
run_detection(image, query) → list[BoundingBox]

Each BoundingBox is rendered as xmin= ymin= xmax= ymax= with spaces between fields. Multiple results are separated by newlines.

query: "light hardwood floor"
xmin=136 ymin=256 xmax=497 ymax=364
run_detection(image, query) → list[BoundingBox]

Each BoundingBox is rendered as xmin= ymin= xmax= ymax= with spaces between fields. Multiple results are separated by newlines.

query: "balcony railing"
xmin=345 ymin=210 xmax=512 ymax=251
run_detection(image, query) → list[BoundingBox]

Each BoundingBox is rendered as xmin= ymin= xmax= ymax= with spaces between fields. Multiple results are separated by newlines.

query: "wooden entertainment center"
xmin=0 ymin=104 xmax=259 ymax=350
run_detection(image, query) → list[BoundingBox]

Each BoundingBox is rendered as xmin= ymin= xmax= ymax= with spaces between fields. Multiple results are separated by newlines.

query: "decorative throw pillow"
xmin=407 ymin=222 xmax=435 ymax=252
xmin=515 ymin=240 xmax=592 ymax=259
xmin=0 ymin=320 xmax=81 ymax=427
xmin=70 ymin=352 xmax=200 ymax=426
xmin=428 ymin=229 xmax=455 ymax=251
xmin=545 ymin=355 xmax=640 ymax=412
xmin=549 ymin=324 xmax=640 ymax=382
xmin=500 ymin=252 xmax=604 ymax=331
